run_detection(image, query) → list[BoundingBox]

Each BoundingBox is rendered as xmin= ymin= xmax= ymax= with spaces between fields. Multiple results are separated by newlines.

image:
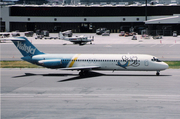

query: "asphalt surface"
xmin=1 ymin=68 xmax=180 ymax=119
xmin=1 ymin=44 xmax=180 ymax=61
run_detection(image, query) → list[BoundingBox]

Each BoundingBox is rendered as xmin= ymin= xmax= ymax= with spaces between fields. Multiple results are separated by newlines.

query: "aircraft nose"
xmin=163 ymin=62 xmax=169 ymax=69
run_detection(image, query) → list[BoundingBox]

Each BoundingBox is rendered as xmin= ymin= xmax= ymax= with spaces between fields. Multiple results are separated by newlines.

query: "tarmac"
xmin=1 ymin=33 xmax=180 ymax=45
xmin=1 ymin=68 xmax=180 ymax=119
xmin=1 ymin=32 xmax=180 ymax=119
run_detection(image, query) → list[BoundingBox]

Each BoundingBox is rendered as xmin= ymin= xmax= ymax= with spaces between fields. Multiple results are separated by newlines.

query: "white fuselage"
xmin=32 ymin=54 xmax=169 ymax=71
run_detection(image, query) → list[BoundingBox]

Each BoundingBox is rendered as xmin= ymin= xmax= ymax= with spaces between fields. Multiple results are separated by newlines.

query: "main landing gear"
xmin=79 ymin=70 xmax=90 ymax=77
xmin=156 ymin=71 xmax=160 ymax=76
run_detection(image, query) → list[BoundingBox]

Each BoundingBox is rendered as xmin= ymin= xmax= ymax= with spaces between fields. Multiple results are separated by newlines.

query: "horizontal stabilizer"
xmin=0 ymin=37 xmax=25 ymax=41
xmin=61 ymin=66 xmax=100 ymax=70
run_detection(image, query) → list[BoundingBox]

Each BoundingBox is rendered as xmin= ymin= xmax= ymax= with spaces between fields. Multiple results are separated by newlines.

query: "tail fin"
xmin=11 ymin=37 xmax=44 ymax=57
xmin=59 ymin=32 xmax=65 ymax=39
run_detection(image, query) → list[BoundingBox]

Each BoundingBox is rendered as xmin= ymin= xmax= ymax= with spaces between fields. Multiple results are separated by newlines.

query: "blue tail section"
xmin=12 ymin=37 xmax=44 ymax=57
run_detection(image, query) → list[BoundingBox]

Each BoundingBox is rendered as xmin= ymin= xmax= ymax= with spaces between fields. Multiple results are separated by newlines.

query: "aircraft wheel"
xmin=79 ymin=72 xmax=83 ymax=76
xmin=156 ymin=71 xmax=160 ymax=76
xmin=79 ymin=70 xmax=89 ymax=77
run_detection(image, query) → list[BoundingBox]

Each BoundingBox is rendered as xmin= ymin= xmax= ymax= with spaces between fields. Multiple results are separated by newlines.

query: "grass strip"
xmin=164 ymin=61 xmax=180 ymax=69
xmin=0 ymin=61 xmax=41 ymax=68
xmin=0 ymin=61 xmax=180 ymax=69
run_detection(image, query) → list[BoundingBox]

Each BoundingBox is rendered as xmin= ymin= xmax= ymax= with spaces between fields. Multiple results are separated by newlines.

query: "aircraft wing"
xmin=61 ymin=66 xmax=100 ymax=70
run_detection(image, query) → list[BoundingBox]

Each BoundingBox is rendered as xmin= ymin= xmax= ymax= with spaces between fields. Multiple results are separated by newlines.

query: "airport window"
xmin=10 ymin=6 xmax=180 ymax=17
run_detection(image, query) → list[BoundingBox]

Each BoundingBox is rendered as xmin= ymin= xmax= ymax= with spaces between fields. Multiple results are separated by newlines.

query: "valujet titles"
xmin=16 ymin=41 xmax=36 ymax=55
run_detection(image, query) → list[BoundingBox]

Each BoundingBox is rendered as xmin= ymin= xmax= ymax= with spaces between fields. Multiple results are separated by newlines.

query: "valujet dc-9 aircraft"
xmin=5 ymin=37 xmax=168 ymax=76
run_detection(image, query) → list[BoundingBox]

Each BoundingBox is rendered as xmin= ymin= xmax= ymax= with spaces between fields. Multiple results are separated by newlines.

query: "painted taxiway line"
xmin=2 ymin=94 xmax=180 ymax=101
xmin=159 ymin=44 xmax=166 ymax=47
xmin=150 ymin=44 xmax=157 ymax=47
xmin=169 ymin=44 xmax=176 ymax=47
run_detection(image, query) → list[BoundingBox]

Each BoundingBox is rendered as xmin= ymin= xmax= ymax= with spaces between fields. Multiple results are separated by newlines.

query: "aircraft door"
xmin=144 ymin=60 xmax=149 ymax=66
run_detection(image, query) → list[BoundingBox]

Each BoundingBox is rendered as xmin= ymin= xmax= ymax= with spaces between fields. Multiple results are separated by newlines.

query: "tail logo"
xmin=17 ymin=41 xmax=36 ymax=55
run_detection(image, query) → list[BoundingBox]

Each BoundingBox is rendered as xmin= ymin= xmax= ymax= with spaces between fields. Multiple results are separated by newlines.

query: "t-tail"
xmin=59 ymin=32 xmax=65 ymax=40
xmin=5 ymin=37 xmax=44 ymax=62
xmin=12 ymin=37 xmax=44 ymax=56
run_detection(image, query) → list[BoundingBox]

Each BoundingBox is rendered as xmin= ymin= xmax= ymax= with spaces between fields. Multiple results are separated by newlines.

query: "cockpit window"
xmin=151 ymin=57 xmax=162 ymax=62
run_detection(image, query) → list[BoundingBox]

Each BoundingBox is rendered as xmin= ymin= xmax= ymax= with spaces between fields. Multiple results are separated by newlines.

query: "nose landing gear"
xmin=156 ymin=71 xmax=160 ymax=76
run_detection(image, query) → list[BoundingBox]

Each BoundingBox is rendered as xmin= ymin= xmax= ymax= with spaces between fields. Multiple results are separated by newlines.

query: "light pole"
xmin=145 ymin=0 xmax=147 ymax=21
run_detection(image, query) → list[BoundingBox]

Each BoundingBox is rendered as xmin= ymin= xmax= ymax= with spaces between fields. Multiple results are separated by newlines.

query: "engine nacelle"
xmin=38 ymin=59 xmax=62 ymax=68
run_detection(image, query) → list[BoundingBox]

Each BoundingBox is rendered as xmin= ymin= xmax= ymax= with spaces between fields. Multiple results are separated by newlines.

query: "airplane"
xmin=3 ymin=37 xmax=168 ymax=76
xmin=59 ymin=32 xmax=94 ymax=45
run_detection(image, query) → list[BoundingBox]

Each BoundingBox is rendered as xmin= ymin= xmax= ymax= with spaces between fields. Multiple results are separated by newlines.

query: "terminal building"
xmin=1 ymin=3 xmax=180 ymax=35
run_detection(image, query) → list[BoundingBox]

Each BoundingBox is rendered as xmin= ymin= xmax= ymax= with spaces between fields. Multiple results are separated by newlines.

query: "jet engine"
xmin=38 ymin=59 xmax=62 ymax=68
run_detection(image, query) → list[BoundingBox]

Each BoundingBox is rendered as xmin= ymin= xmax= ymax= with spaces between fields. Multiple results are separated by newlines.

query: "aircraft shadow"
xmin=12 ymin=72 xmax=171 ymax=82
xmin=12 ymin=73 xmax=78 ymax=78
xmin=58 ymin=72 xmax=104 ymax=82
